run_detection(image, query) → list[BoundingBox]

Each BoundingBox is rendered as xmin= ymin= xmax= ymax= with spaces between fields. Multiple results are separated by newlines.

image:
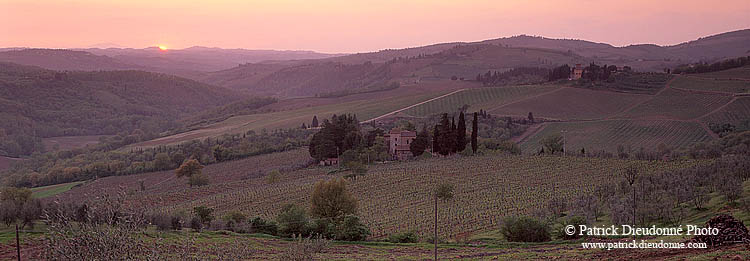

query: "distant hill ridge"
xmin=1 ymin=29 xmax=748 ymax=98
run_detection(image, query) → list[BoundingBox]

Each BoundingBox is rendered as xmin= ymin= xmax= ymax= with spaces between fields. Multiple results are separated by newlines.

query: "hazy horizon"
xmin=2 ymin=0 xmax=749 ymax=53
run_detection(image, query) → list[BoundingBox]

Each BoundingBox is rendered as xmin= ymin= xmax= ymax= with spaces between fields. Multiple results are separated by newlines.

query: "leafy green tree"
xmin=154 ymin=153 xmax=171 ymax=170
xmin=277 ymin=204 xmax=309 ymax=237
xmin=310 ymin=178 xmax=358 ymax=219
xmin=176 ymin=159 xmax=207 ymax=186
xmin=334 ymin=215 xmax=370 ymax=241
xmin=193 ymin=206 xmax=214 ymax=226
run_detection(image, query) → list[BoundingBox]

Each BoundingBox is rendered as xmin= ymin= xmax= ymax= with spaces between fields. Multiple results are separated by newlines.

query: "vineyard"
xmin=520 ymin=120 xmax=713 ymax=154
xmin=685 ymin=65 xmax=750 ymax=80
xmin=700 ymin=97 xmax=750 ymax=125
xmin=490 ymin=87 xmax=649 ymax=120
xmin=54 ymin=149 xmax=313 ymax=205
xmin=619 ymin=88 xmax=733 ymax=120
xmin=671 ymin=76 xmax=750 ymax=94
xmin=55 ymin=152 xmax=709 ymax=240
xmin=400 ymin=85 xmax=560 ymax=117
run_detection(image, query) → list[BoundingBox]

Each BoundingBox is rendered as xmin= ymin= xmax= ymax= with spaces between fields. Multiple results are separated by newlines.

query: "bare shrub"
xmin=278 ymin=234 xmax=331 ymax=260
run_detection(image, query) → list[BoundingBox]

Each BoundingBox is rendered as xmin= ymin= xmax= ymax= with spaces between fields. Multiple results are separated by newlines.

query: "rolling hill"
xmin=0 ymin=49 xmax=145 ymax=71
xmin=0 ymin=62 xmax=245 ymax=156
xmin=200 ymin=29 xmax=750 ymax=98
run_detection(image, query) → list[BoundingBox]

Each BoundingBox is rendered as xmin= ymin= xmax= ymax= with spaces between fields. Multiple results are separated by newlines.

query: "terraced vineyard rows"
xmin=700 ymin=97 xmax=750 ymax=125
xmin=490 ymin=87 xmax=649 ymax=120
xmin=54 ymin=149 xmax=313 ymax=205
xmin=520 ymin=120 xmax=713 ymax=154
xmin=671 ymin=76 xmax=750 ymax=94
xmin=114 ymin=154 xmax=707 ymax=240
xmin=619 ymin=88 xmax=733 ymax=120
xmin=401 ymin=85 xmax=560 ymax=117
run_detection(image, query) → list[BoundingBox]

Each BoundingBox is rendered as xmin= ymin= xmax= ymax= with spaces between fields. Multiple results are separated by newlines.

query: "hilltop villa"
xmin=571 ymin=64 xmax=583 ymax=80
xmin=385 ymin=128 xmax=416 ymax=160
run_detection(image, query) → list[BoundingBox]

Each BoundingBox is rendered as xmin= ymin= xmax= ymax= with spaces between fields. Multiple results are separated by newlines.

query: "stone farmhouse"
xmin=385 ymin=128 xmax=416 ymax=160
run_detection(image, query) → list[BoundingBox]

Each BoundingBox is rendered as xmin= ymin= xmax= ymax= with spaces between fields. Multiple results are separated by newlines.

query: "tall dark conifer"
xmin=449 ymin=117 xmax=457 ymax=154
xmin=438 ymin=113 xmax=451 ymax=155
xmin=456 ymin=112 xmax=467 ymax=152
xmin=311 ymin=115 xmax=319 ymax=128
xmin=432 ymin=124 xmax=441 ymax=154
xmin=471 ymin=112 xmax=478 ymax=154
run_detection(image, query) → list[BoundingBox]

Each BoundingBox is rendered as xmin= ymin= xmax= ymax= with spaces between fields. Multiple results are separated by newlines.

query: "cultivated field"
xmin=55 ymin=152 xmax=707 ymax=240
xmin=700 ymin=97 xmax=750 ymax=125
xmin=619 ymin=88 xmax=733 ymax=120
xmin=490 ymin=87 xmax=650 ymax=120
xmin=400 ymin=84 xmax=561 ymax=117
xmin=520 ymin=120 xmax=714 ymax=154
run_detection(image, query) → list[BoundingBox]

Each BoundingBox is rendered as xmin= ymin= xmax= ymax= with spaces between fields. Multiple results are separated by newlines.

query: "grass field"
xmin=520 ymin=120 xmax=714 ymax=154
xmin=57 ymin=152 xmax=707 ymax=240
xmin=619 ymin=88 xmax=733 ymax=120
xmin=400 ymin=84 xmax=561 ymax=117
xmin=700 ymin=97 xmax=750 ymax=125
xmin=671 ymin=76 xmax=750 ymax=93
xmin=490 ymin=87 xmax=650 ymax=120
xmin=30 ymin=181 xmax=85 ymax=198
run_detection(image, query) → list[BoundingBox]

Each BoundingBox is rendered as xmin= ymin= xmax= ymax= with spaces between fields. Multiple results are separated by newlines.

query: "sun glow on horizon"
xmin=158 ymin=45 xmax=168 ymax=51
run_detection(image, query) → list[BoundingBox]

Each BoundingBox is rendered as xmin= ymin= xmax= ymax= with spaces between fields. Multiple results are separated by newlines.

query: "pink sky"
xmin=1 ymin=0 xmax=749 ymax=53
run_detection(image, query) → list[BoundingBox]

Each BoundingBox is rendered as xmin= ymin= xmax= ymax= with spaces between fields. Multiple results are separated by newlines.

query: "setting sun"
xmin=158 ymin=45 xmax=168 ymax=51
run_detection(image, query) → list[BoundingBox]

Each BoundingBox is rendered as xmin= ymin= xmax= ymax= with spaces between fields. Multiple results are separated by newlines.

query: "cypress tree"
xmin=438 ymin=113 xmax=451 ymax=155
xmin=410 ymin=125 xmax=430 ymax=157
xmin=471 ymin=112 xmax=478 ymax=154
xmin=449 ymin=116 xmax=457 ymax=154
xmin=311 ymin=115 xmax=319 ymax=128
xmin=456 ymin=112 xmax=467 ymax=152
xmin=432 ymin=124 xmax=441 ymax=154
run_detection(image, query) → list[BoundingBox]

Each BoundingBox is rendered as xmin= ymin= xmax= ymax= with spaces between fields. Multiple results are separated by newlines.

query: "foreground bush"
xmin=388 ymin=231 xmax=419 ymax=243
xmin=500 ymin=216 xmax=551 ymax=242
xmin=553 ymin=216 xmax=587 ymax=240
xmin=278 ymin=234 xmax=330 ymax=261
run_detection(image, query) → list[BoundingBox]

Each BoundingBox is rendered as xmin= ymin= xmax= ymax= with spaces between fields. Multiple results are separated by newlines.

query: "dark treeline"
xmin=433 ymin=112 xmax=468 ymax=155
xmin=548 ymin=64 xmax=571 ymax=81
xmin=309 ymin=114 xmax=363 ymax=161
xmin=672 ymin=56 xmax=750 ymax=74
xmin=475 ymin=67 xmax=551 ymax=86
xmin=581 ymin=63 xmax=619 ymax=82
xmin=2 ymin=128 xmax=312 ymax=188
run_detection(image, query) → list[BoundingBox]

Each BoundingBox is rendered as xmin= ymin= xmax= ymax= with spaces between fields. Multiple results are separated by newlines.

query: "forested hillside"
xmin=0 ymin=62 xmax=244 ymax=157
